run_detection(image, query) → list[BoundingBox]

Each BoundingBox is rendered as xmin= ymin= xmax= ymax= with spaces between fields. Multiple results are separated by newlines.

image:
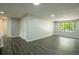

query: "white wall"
xmin=27 ymin=15 xmax=53 ymax=42
xmin=7 ymin=17 xmax=20 ymax=37
xmin=20 ymin=15 xmax=54 ymax=42
xmin=54 ymin=20 xmax=79 ymax=38
xmin=7 ymin=18 xmax=12 ymax=37
xmin=20 ymin=16 xmax=28 ymax=41
xmin=11 ymin=18 xmax=20 ymax=36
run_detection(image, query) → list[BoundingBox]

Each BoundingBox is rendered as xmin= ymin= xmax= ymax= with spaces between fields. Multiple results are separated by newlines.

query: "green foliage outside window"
xmin=60 ymin=21 xmax=75 ymax=32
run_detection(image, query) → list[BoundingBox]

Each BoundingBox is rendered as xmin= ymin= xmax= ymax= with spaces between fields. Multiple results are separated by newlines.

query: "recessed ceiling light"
xmin=33 ymin=3 xmax=40 ymax=5
xmin=51 ymin=14 xmax=54 ymax=17
xmin=0 ymin=11 xmax=4 ymax=14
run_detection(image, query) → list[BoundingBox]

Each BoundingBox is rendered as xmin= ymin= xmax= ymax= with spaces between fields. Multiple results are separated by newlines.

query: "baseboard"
xmin=7 ymin=34 xmax=54 ymax=42
xmin=53 ymin=34 xmax=79 ymax=39
xmin=26 ymin=35 xmax=53 ymax=42
xmin=19 ymin=36 xmax=28 ymax=42
xmin=8 ymin=35 xmax=20 ymax=37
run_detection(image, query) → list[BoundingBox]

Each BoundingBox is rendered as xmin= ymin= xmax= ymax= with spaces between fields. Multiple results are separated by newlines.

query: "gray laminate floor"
xmin=1 ymin=35 xmax=79 ymax=55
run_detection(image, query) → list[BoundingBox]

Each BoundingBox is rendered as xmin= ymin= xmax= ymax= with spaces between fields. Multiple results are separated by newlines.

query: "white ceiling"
xmin=0 ymin=3 xmax=79 ymax=20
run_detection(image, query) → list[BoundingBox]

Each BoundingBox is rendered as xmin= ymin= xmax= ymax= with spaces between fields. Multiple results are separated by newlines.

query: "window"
xmin=60 ymin=21 xmax=75 ymax=32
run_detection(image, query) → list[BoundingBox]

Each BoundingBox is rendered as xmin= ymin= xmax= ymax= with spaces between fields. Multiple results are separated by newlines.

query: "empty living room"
xmin=0 ymin=3 xmax=79 ymax=55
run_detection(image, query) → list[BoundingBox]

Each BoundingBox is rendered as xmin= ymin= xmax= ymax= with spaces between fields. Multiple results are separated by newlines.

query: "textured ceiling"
xmin=0 ymin=3 xmax=79 ymax=20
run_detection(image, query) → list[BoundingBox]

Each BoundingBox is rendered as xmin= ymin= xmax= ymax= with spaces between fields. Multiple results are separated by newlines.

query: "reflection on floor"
xmin=1 ymin=35 xmax=79 ymax=55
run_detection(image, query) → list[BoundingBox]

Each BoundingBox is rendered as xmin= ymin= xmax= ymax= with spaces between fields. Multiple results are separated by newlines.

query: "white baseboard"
xmin=26 ymin=35 xmax=53 ymax=42
xmin=7 ymin=34 xmax=54 ymax=43
xmin=54 ymin=34 xmax=79 ymax=39
xmin=8 ymin=35 xmax=20 ymax=37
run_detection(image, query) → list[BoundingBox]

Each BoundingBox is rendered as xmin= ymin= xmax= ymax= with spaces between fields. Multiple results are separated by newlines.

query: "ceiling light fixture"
xmin=51 ymin=14 xmax=54 ymax=17
xmin=0 ymin=11 xmax=4 ymax=14
xmin=33 ymin=3 xmax=40 ymax=5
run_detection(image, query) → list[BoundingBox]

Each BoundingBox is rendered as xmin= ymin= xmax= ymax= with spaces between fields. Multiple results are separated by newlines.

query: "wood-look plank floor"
xmin=2 ymin=37 xmax=29 ymax=55
xmin=1 ymin=35 xmax=79 ymax=55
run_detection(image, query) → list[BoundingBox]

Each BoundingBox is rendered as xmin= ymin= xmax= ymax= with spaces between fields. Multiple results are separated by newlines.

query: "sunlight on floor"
xmin=58 ymin=37 xmax=75 ymax=51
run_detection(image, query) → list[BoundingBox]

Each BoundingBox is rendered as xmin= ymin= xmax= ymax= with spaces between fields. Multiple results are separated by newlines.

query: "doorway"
xmin=0 ymin=16 xmax=8 ymax=36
